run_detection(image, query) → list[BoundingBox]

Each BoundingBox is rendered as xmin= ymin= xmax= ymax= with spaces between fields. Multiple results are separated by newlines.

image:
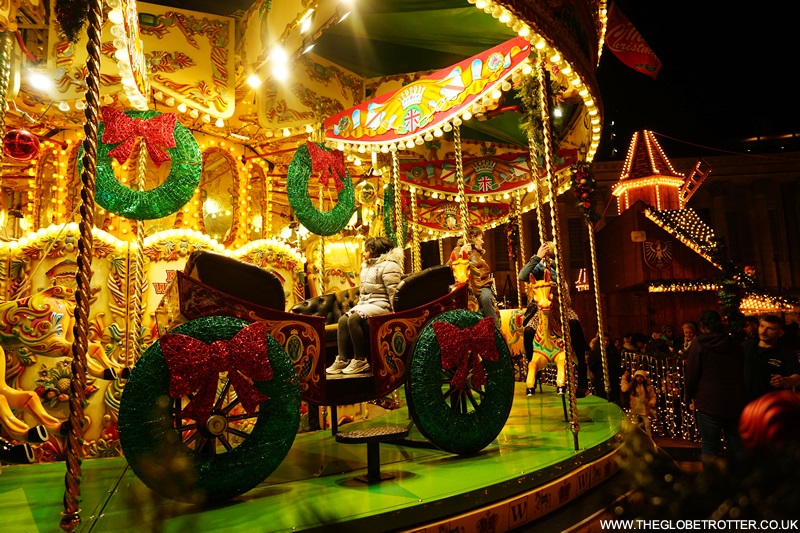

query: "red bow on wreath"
xmin=306 ymin=141 xmax=346 ymax=191
xmin=161 ymin=322 xmax=274 ymax=424
xmin=101 ymin=106 xmax=177 ymax=167
xmin=432 ymin=317 xmax=499 ymax=391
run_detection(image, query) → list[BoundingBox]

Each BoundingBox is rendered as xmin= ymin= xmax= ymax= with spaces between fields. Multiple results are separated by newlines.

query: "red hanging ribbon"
xmin=101 ymin=106 xmax=177 ymax=167
xmin=161 ymin=322 xmax=274 ymax=424
xmin=432 ymin=317 xmax=499 ymax=391
xmin=306 ymin=141 xmax=346 ymax=191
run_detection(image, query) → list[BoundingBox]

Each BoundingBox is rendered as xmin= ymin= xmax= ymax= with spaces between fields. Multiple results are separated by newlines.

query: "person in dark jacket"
xmin=684 ymin=310 xmax=747 ymax=464
xmin=588 ymin=331 xmax=622 ymax=404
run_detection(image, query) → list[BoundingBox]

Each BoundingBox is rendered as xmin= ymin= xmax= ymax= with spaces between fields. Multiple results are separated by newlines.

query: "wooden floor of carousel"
xmin=1 ymin=383 xmax=625 ymax=533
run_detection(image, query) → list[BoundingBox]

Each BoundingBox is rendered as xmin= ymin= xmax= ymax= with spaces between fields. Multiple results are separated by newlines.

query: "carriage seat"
xmin=289 ymin=264 xmax=456 ymax=348
xmin=184 ymin=251 xmax=286 ymax=311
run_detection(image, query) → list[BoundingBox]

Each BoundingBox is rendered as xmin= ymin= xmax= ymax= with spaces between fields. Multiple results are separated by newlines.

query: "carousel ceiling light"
xmin=518 ymin=26 xmax=530 ymax=37
xmin=475 ymin=0 xmax=488 ymax=8
xmin=202 ymin=113 xmax=211 ymax=124
xmin=424 ymin=132 xmax=434 ymax=141
xmin=247 ymin=73 xmax=262 ymax=88
xmin=165 ymin=96 xmax=175 ymax=106
xmin=521 ymin=64 xmax=532 ymax=75
xmin=215 ymin=117 xmax=225 ymax=128
xmin=499 ymin=12 xmax=511 ymax=23
xmin=177 ymin=102 xmax=188 ymax=112
xmin=553 ymin=107 xmax=563 ymax=117
xmin=302 ymin=39 xmax=316 ymax=54
xmin=107 ymin=8 xmax=123 ymax=24
xmin=305 ymin=124 xmax=314 ymax=133
xmin=189 ymin=108 xmax=199 ymax=118
xmin=282 ymin=128 xmax=291 ymax=137
xmin=535 ymin=39 xmax=546 ymax=50
xmin=433 ymin=128 xmax=443 ymax=137
xmin=406 ymin=139 xmax=415 ymax=149
xmin=462 ymin=110 xmax=472 ymax=121
xmin=28 ymin=70 xmax=53 ymax=91
xmin=75 ymin=100 xmax=86 ymax=110
xmin=353 ymin=158 xmax=362 ymax=166
xmin=272 ymin=63 xmax=289 ymax=81
xmin=443 ymin=122 xmax=453 ymax=132
xmin=58 ymin=101 xmax=70 ymax=112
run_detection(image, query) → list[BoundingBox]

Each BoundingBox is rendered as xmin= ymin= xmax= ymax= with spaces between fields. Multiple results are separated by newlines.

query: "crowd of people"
xmin=605 ymin=311 xmax=800 ymax=466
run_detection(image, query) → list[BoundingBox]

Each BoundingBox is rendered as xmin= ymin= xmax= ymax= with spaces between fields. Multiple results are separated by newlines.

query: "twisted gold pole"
xmin=537 ymin=57 xmax=580 ymax=450
xmin=513 ymin=191 xmax=522 ymax=304
xmin=410 ymin=187 xmax=421 ymax=272
xmin=438 ymin=236 xmax=444 ymax=265
xmin=454 ymin=125 xmax=469 ymax=242
xmin=62 ymin=0 xmax=102 ymax=529
xmin=586 ymin=217 xmax=610 ymax=399
xmin=129 ymin=142 xmax=147 ymax=366
xmin=527 ymin=134 xmax=547 ymax=245
xmin=392 ymin=151 xmax=402 ymax=246
xmin=0 ymin=31 xmax=12 ymax=166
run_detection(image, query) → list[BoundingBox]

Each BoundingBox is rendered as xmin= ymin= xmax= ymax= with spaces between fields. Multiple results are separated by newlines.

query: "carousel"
xmin=0 ymin=0 xmax=624 ymax=531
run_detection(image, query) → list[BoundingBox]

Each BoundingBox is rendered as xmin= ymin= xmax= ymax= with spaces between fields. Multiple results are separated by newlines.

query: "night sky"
xmin=595 ymin=1 xmax=800 ymax=160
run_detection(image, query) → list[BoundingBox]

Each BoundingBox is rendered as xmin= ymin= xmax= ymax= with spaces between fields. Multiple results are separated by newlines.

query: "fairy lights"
xmin=645 ymin=207 xmax=719 ymax=266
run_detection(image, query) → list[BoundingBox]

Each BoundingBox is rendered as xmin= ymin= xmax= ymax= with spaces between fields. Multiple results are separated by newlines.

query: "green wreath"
xmin=119 ymin=316 xmax=301 ymax=503
xmin=406 ymin=309 xmax=514 ymax=455
xmin=79 ymin=109 xmax=201 ymax=220
xmin=287 ymin=142 xmax=355 ymax=236
xmin=383 ymin=183 xmax=408 ymax=247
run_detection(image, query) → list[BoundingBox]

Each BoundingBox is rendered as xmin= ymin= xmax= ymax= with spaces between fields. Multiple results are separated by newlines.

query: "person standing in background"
xmin=684 ymin=310 xmax=746 ymax=464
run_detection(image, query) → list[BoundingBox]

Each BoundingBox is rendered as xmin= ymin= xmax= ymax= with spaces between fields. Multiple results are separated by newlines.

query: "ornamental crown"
xmin=471 ymin=159 xmax=497 ymax=175
xmin=399 ymin=86 xmax=425 ymax=109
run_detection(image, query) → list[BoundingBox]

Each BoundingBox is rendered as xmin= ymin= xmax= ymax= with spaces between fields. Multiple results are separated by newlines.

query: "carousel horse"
xmin=1 ymin=346 xmax=63 ymax=443
xmin=448 ymin=249 xmax=500 ymax=322
xmin=525 ymin=275 xmax=568 ymax=396
xmin=0 ymin=286 xmax=125 ymax=381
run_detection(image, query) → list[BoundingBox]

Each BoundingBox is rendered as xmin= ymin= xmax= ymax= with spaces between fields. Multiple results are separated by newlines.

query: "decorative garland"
xmin=79 ymin=107 xmax=202 ymax=220
xmin=570 ymin=161 xmax=601 ymax=223
xmin=287 ymin=141 xmax=354 ymax=236
xmin=516 ymin=65 xmax=565 ymax=156
xmin=55 ymin=0 xmax=90 ymax=43
xmin=383 ymin=183 xmax=408 ymax=247
xmin=505 ymin=214 xmax=520 ymax=263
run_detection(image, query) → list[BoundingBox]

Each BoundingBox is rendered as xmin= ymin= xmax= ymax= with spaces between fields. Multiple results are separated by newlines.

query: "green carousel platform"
xmin=1 ymin=383 xmax=624 ymax=533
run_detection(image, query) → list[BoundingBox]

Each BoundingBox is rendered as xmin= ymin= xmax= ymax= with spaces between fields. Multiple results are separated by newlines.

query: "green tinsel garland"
xmin=383 ymin=183 xmax=408 ymax=247
xmin=287 ymin=142 xmax=355 ymax=236
xmin=79 ymin=110 xmax=202 ymax=220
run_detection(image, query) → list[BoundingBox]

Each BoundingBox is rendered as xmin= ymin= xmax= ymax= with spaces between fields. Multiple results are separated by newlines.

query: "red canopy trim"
xmin=400 ymin=148 xmax=578 ymax=196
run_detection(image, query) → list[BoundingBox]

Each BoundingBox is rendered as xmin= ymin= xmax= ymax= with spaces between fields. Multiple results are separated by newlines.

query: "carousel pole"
xmin=438 ymin=236 xmax=444 ymax=265
xmin=527 ymin=134 xmax=548 ymax=245
xmin=410 ymin=186 xmax=421 ymax=272
xmin=513 ymin=191 xmax=524 ymax=305
xmin=0 ymin=30 xmax=12 ymax=165
xmin=536 ymin=57 xmax=580 ymax=451
xmin=129 ymin=143 xmax=148 ymax=367
xmin=391 ymin=151 xmax=404 ymax=246
xmin=61 ymin=0 xmax=102 ymax=529
xmin=454 ymin=125 xmax=469 ymax=242
xmin=586 ymin=217 xmax=610 ymax=400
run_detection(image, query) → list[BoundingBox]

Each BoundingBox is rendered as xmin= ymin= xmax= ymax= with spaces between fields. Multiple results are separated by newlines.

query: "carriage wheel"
xmin=406 ymin=309 xmax=514 ymax=455
xmin=119 ymin=316 xmax=301 ymax=503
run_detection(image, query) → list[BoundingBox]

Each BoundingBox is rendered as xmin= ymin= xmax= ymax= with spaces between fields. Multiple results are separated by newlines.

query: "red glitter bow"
xmin=306 ymin=141 xmax=346 ymax=191
xmin=161 ymin=322 xmax=273 ymax=424
xmin=101 ymin=106 xmax=177 ymax=167
xmin=432 ymin=317 xmax=499 ymax=391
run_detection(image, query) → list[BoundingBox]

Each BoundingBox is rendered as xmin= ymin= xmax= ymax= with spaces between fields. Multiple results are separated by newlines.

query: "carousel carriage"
xmin=118 ymin=250 xmax=515 ymax=502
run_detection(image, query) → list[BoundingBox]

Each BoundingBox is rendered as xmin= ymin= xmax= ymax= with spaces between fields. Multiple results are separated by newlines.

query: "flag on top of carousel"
xmin=604 ymin=3 xmax=662 ymax=79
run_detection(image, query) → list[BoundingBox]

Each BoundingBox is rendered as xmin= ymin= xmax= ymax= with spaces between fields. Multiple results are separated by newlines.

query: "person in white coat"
xmin=326 ymin=236 xmax=404 ymax=375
